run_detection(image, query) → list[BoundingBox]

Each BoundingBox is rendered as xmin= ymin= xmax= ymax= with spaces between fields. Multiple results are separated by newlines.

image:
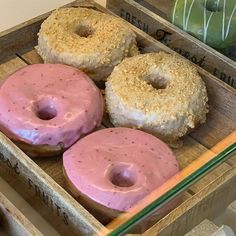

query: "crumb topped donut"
xmin=0 ymin=64 xmax=103 ymax=157
xmin=37 ymin=7 xmax=139 ymax=81
xmin=105 ymin=52 xmax=208 ymax=147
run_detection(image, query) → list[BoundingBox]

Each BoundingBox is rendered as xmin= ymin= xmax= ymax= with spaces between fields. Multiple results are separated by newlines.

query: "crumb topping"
xmin=38 ymin=8 xmax=139 ymax=79
xmin=105 ymin=52 xmax=209 ymax=145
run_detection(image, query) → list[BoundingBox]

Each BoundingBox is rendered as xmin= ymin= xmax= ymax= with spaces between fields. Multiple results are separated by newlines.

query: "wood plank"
xmin=188 ymin=164 xmax=232 ymax=194
xmin=20 ymin=49 xmax=43 ymax=64
xmin=142 ymin=169 xmax=236 ymax=236
xmin=0 ymin=57 xmax=26 ymax=81
xmin=0 ymin=18 xmax=44 ymax=63
xmin=190 ymin=107 xmax=236 ymax=148
xmin=172 ymin=137 xmax=232 ymax=194
xmin=143 ymin=0 xmax=172 ymax=16
xmin=0 ymin=192 xmax=43 ymax=236
xmin=226 ymin=154 xmax=236 ymax=167
xmin=107 ymin=0 xmax=236 ymax=89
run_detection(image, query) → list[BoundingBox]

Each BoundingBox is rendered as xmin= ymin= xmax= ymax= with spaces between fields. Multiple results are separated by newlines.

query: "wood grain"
xmin=134 ymin=0 xmax=172 ymax=19
xmin=0 ymin=57 xmax=26 ymax=80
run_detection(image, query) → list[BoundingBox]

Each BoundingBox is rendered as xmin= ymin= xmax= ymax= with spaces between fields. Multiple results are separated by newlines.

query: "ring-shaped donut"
xmin=63 ymin=128 xmax=179 ymax=220
xmin=37 ymin=7 xmax=139 ymax=81
xmin=105 ymin=52 xmax=208 ymax=146
xmin=0 ymin=64 xmax=103 ymax=157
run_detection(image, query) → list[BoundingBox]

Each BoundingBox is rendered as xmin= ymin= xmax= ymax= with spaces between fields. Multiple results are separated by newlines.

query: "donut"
xmin=105 ymin=52 xmax=208 ymax=147
xmin=37 ymin=7 xmax=139 ymax=82
xmin=63 ymin=127 xmax=179 ymax=222
xmin=171 ymin=0 xmax=236 ymax=52
xmin=0 ymin=64 xmax=103 ymax=157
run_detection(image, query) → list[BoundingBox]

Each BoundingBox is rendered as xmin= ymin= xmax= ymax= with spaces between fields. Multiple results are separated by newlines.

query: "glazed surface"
xmin=0 ymin=64 xmax=103 ymax=148
xmin=63 ymin=128 xmax=179 ymax=211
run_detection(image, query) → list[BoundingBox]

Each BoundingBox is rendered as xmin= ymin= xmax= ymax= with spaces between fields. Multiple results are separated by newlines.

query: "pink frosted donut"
xmin=63 ymin=127 xmax=179 ymax=221
xmin=0 ymin=64 xmax=103 ymax=157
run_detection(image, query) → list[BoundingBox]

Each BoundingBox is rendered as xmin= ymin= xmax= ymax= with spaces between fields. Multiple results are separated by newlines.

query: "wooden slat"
xmin=0 ymin=192 xmax=43 ymax=236
xmin=226 ymin=154 xmax=236 ymax=167
xmin=190 ymin=107 xmax=236 ymax=148
xmin=172 ymin=136 xmax=232 ymax=194
xmin=136 ymin=0 xmax=172 ymax=19
xmin=20 ymin=49 xmax=43 ymax=64
xmin=142 ymin=169 xmax=236 ymax=236
xmin=107 ymin=0 xmax=236 ymax=89
xmin=143 ymin=0 xmax=172 ymax=16
xmin=188 ymin=164 xmax=232 ymax=194
xmin=0 ymin=57 xmax=26 ymax=80
xmin=0 ymin=18 xmax=44 ymax=63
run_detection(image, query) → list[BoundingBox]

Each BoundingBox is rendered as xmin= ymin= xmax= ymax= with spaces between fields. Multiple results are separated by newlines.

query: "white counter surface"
xmin=0 ymin=0 xmax=106 ymax=32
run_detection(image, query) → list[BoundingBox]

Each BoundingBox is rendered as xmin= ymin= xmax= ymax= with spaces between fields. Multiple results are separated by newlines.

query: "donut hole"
xmin=108 ymin=164 xmax=137 ymax=188
xmin=205 ymin=1 xmax=222 ymax=12
xmin=34 ymin=100 xmax=57 ymax=120
xmin=145 ymin=72 xmax=169 ymax=89
xmin=75 ymin=25 xmax=94 ymax=38
xmin=36 ymin=106 xmax=57 ymax=120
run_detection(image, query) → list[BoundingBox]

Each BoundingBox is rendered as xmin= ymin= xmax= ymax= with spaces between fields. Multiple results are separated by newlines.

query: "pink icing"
xmin=0 ymin=64 xmax=103 ymax=148
xmin=63 ymin=128 xmax=179 ymax=211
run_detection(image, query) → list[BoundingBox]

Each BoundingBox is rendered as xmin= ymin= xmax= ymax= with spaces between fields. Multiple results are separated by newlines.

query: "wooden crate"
xmin=0 ymin=192 xmax=43 ymax=236
xmin=106 ymin=0 xmax=236 ymax=89
xmin=0 ymin=0 xmax=235 ymax=235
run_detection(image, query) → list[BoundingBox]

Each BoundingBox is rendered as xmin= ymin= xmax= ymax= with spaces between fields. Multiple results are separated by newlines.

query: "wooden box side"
xmin=0 ymin=192 xmax=43 ymax=236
